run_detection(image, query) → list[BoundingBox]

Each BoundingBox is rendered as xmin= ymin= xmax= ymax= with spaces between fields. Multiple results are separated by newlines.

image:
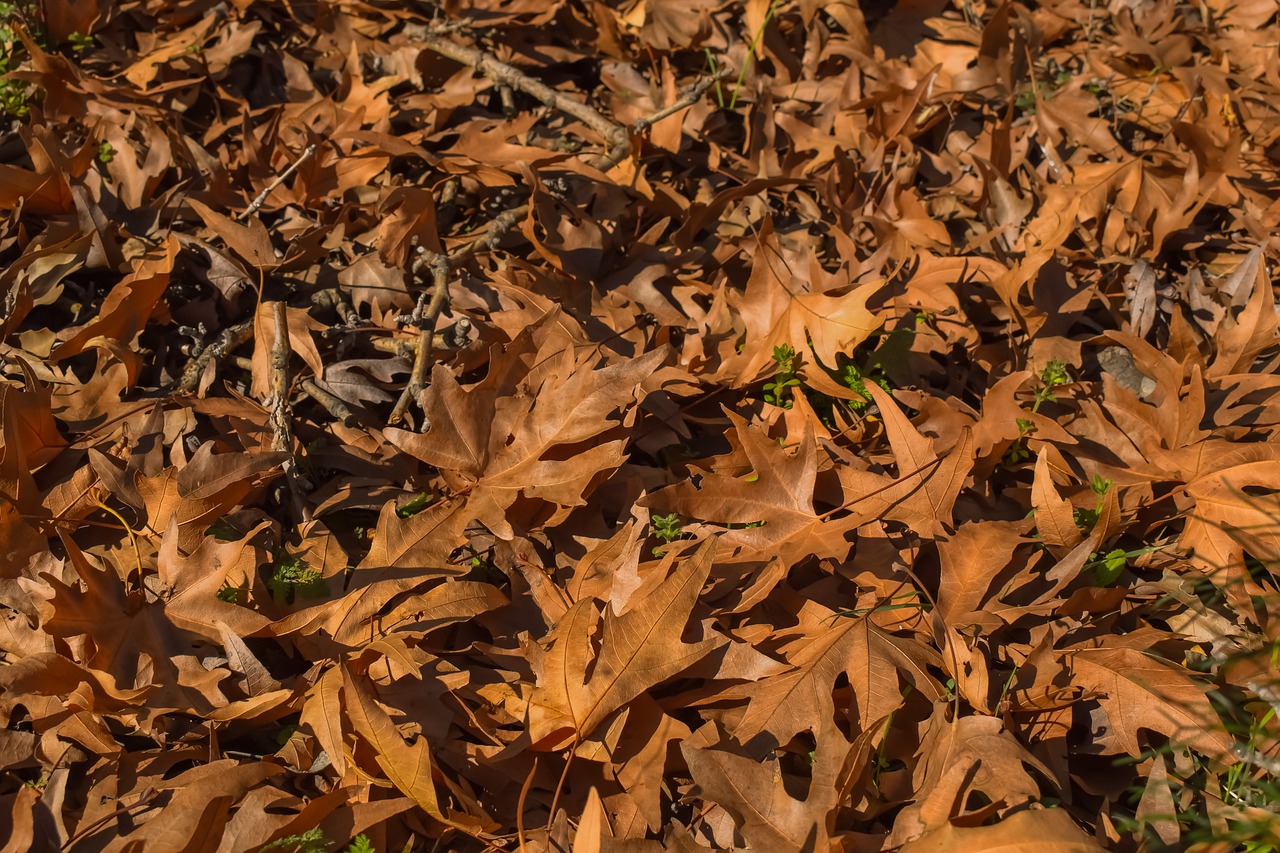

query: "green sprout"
xmin=1002 ymin=360 xmax=1071 ymax=469
xmin=839 ymin=362 xmax=891 ymax=414
xmin=267 ymin=552 xmax=328 ymax=604
xmin=260 ymin=829 xmax=332 ymax=853
xmin=763 ymin=344 xmax=801 ymax=408
xmin=651 ymin=512 xmax=685 ymax=557
xmin=1034 ymin=359 xmax=1071 ymax=411
xmin=1073 ymin=474 xmax=1113 ymax=533
xmin=97 ymin=141 xmax=114 ymax=163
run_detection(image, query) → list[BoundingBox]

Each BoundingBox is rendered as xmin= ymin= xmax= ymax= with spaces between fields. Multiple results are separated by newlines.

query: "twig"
xmin=418 ymin=32 xmax=628 ymax=171
xmin=369 ymin=326 xmax=466 ymax=355
xmin=177 ymin=319 xmax=254 ymax=394
xmin=240 ymin=143 xmax=317 ymax=220
xmin=268 ymin=302 xmax=306 ymax=522
xmin=311 ymin=287 xmax=360 ymax=327
xmin=633 ymin=70 xmax=732 ymax=134
xmin=389 ymin=251 xmax=450 ymax=425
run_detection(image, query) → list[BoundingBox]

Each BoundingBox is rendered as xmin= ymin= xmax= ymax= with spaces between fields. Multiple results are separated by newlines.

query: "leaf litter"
xmin=0 ymin=0 xmax=1278 ymax=851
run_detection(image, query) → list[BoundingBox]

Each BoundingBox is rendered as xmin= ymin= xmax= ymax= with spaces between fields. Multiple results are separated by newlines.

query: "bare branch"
xmin=301 ymin=378 xmax=356 ymax=427
xmin=417 ymin=32 xmax=629 ymax=171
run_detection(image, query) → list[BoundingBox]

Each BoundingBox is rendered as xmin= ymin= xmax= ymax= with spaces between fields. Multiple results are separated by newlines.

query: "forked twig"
xmin=178 ymin=319 xmax=254 ymax=395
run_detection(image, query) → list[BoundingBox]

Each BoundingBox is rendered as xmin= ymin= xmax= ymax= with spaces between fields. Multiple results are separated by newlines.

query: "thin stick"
xmin=389 ymin=252 xmax=450 ymax=425
xmin=269 ymin=302 xmax=306 ymax=522
xmin=418 ymin=33 xmax=627 ymax=171
xmin=240 ymin=143 xmax=317 ymax=220
xmin=633 ymin=69 xmax=732 ymax=133
xmin=390 ymin=29 xmax=725 ymax=426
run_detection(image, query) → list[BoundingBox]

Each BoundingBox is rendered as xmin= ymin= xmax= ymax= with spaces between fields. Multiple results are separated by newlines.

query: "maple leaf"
xmin=526 ymin=539 xmax=718 ymax=750
xmin=386 ymin=347 xmax=666 ymax=537
xmin=837 ymin=383 xmax=975 ymax=536
xmin=728 ymin=218 xmax=882 ymax=383
xmin=643 ymin=411 xmax=859 ymax=564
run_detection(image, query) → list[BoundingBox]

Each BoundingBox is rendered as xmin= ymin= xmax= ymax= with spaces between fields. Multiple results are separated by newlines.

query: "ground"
xmin=0 ymin=0 xmax=1278 ymax=851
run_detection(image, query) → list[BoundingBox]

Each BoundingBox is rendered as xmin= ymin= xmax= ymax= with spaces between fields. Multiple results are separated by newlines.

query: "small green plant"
xmin=275 ymin=721 xmax=299 ymax=747
xmin=260 ymin=829 xmax=332 ymax=853
xmin=1035 ymin=359 xmax=1071 ymax=410
xmin=0 ymin=0 xmax=39 ymax=117
xmin=763 ymin=344 xmax=801 ymax=408
xmin=764 ymin=344 xmax=802 ymax=406
xmin=839 ymin=362 xmax=891 ymax=414
xmin=216 ymin=579 xmax=246 ymax=604
xmin=1001 ymin=361 xmax=1071 ymax=468
xmin=267 ymin=552 xmax=327 ymax=603
xmin=258 ymin=832 xmax=378 ymax=853
xmin=1014 ymin=61 xmax=1072 ymax=116
xmin=97 ymin=141 xmax=114 ymax=163
xmin=68 ymin=31 xmax=93 ymax=51
xmin=651 ymin=512 xmax=684 ymax=556
xmin=1073 ymin=474 xmax=1113 ymax=533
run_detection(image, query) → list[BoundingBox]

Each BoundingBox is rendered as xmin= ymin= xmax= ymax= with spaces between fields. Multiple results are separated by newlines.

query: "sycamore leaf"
xmin=731 ymin=219 xmax=881 ymax=383
xmin=734 ymin=615 xmax=941 ymax=746
xmin=643 ymin=412 xmax=860 ymax=563
xmin=1063 ymin=644 xmax=1233 ymax=760
xmin=1032 ymin=450 xmax=1083 ymax=550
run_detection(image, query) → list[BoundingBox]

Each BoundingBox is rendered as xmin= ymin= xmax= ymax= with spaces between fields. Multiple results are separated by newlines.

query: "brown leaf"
xmin=527 ymin=540 xmax=717 ymax=749
xmin=343 ymin=666 xmax=443 ymax=820
xmin=897 ymin=807 xmax=1106 ymax=852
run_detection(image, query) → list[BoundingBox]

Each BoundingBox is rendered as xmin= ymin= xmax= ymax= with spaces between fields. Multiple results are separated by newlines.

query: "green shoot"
xmin=267 ymin=552 xmax=328 ymax=604
xmin=651 ymin=512 xmax=684 ymax=556
xmin=703 ymin=49 xmax=724 ymax=108
xmin=763 ymin=344 xmax=801 ymax=408
xmin=1073 ymin=474 xmax=1113 ymax=533
xmin=260 ymin=829 xmax=332 ymax=853
xmin=395 ymin=492 xmax=430 ymax=518
xmin=1034 ymin=359 xmax=1070 ymax=412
